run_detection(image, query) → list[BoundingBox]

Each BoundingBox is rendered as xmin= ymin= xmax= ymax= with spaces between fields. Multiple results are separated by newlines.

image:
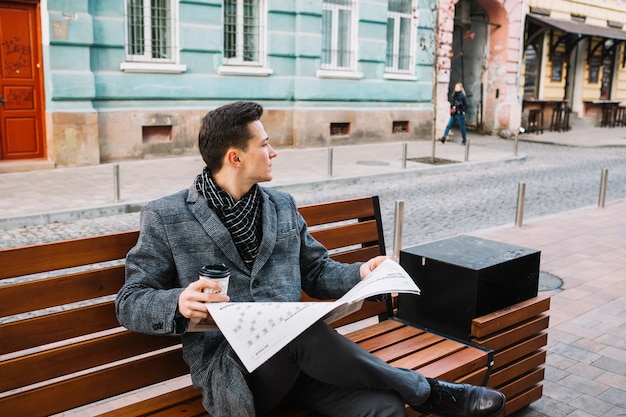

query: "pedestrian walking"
xmin=440 ymin=82 xmax=468 ymax=145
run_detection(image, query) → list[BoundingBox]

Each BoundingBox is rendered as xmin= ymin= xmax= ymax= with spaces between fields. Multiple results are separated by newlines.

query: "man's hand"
xmin=177 ymin=278 xmax=230 ymax=319
xmin=359 ymin=255 xmax=389 ymax=279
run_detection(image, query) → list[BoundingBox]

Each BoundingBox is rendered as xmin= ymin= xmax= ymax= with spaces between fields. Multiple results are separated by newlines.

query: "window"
xmin=330 ymin=122 xmax=350 ymax=136
xmin=121 ymin=0 xmax=186 ymax=73
xmin=392 ymin=121 xmax=409 ymax=133
xmin=551 ymin=51 xmax=563 ymax=82
xmin=317 ymin=0 xmax=362 ymax=79
xmin=600 ymin=53 xmax=615 ymax=99
xmin=219 ymin=0 xmax=272 ymax=76
xmin=523 ymin=45 xmax=539 ymax=98
xmin=589 ymin=56 xmax=600 ymax=84
xmin=385 ymin=0 xmax=417 ymax=78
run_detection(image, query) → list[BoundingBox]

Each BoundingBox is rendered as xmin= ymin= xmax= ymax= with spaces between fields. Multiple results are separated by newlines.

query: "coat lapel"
xmin=252 ymin=190 xmax=277 ymax=275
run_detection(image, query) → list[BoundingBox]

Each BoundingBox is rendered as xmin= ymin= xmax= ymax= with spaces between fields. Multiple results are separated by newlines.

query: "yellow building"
xmin=522 ymin=0 xmax=626 ymax=129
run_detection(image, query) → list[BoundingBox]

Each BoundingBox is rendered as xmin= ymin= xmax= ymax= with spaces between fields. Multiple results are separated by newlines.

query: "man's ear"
xmin=225 ymin=148 xmax=241 ymax=166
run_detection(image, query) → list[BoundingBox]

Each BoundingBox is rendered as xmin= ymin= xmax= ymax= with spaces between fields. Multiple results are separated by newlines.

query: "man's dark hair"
xmin=198 ymin=101 xmax=264 ymax=172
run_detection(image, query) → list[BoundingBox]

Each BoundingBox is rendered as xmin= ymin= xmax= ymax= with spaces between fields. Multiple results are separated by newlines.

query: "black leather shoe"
xmin=411 ymin=379 xmax=505 ymax=417
xmin=439 ymin=136 xmax=446 ymax=144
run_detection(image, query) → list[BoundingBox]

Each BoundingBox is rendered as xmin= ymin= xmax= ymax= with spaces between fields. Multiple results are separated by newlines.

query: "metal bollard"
xmin=515 ymin=127 xmax=525 ymax=157
xmin=598 ymin=168 xmax=608 ymax=208
xmin=327 ymin=147 xmax=333 ymax=177
xmin=113 ymin=164 xmax=121 ymax=202
xmin=392 ymin=200 xmax=404 ymax=260
xmin=515 ymin=182 xmax=526 ymax=228
xmin=402 ymin=142 xmax=408 ymax=169
xmin=464 ymin=140 xmax=469 ymax=162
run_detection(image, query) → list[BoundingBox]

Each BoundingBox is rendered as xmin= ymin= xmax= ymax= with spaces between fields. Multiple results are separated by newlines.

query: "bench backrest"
xmin=0 ymin=196 xmax=386 ymax=417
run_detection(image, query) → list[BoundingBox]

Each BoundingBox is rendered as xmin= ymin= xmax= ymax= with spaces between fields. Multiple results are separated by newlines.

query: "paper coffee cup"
xmin=199 ymin=263 xmax=230 ymax=295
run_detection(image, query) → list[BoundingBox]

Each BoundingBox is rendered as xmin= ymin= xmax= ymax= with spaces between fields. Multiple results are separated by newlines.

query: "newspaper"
xmin=202 ymin=259 xmax=420 ymax=372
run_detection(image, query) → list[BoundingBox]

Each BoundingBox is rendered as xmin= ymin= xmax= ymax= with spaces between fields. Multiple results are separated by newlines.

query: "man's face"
xmin=239 ymin=120 xmax=277 ymax=183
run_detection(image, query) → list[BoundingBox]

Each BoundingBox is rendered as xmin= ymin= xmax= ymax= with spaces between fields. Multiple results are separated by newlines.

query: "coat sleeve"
xmin=115 ymin=207 xmax=187 ymax=335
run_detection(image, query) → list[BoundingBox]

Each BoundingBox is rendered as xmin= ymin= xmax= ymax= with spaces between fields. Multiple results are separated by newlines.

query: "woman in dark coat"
xmin=440 ymin=82 xmax=468 ymax=145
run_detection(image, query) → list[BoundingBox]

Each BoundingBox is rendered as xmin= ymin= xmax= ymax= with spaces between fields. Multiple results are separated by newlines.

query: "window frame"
xmin=120 ymin=0 xmax=186 ymax=73
xmin=218 ymin=0 xmax=273 ymax=76
xmin=384 ymin=0 xmax=418 ymax=80
xmin=317 ymin=0 xmax=363 ymax=79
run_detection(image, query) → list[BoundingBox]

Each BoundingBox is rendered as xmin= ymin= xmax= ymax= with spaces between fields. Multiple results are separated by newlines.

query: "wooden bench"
xmin=0 ymin=196 xmax=491 ymax=417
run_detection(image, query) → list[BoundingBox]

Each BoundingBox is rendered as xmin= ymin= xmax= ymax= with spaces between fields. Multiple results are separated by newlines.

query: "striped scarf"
xmin=195 ymin=168 xmax=262 ymax=270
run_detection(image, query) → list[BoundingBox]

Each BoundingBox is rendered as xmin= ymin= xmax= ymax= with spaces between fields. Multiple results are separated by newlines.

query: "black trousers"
xmin=250 ymin=320 xmax=430 ymax=417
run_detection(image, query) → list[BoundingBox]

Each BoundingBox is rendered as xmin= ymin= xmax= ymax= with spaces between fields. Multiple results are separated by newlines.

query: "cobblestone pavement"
xmin=2 ymin=140 xmax=624 ymax=252
xmin=286 ymin=140 xmax=626 ymax=253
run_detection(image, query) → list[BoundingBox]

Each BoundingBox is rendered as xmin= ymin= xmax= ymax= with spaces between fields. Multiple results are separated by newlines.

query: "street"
xmin=1 ymin=140 xmax=625 ymax=251
xmin=286 ymin=140 xmax=626 ymax=252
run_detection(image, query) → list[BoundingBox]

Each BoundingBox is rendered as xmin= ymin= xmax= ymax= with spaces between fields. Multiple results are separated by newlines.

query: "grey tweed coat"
xmin=115 ymin=183 xmax=362 ymax=417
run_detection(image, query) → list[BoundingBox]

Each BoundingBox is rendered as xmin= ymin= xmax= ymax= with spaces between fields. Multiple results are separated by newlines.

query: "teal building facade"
xmin=38 ymin=0 xmax=437 ymax=166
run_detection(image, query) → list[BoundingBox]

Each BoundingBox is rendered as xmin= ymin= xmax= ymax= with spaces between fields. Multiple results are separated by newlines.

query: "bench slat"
xmin=0 ymin=349 xmax=190 ymax=417
xmin=357 ymin=325 xmax=425 ymax=352
xmin=1 ymin=330 xmax=181 ymax=392
xmin=344 ymin=319 xmax=405 ymax=343
xmin=498 ymin=367 xmax=545 ymax=402
xmin=492 ymin=332 xmax=548 ymax=370
xmin=96 ymin=386 xmax=204 ymax=417
xmin=0 ymin=302 xmax=119 ymax=355
xmin=487 ymin=350 xmax=547 ymax=388
xmin=137 ymin=396 xmax=208 ymax=417
xmin=457 ymin=367 xmax=490 ymax=386
xmin=298 ymin=197 xmax=378 ymax=226
xmin=502 ymin=384 xmax=543 ymax=416
xmin=472 ymin=315 xmax=550 ymax=352
xmin=389 ymin=338 xmax=465 ymax=369
xmin=0 ymin=265 xmax=125 ymax=317
xmin=471 ymin=295 xmax=550 ymax=338
xmin=0 ymin=231 xmax=138 ymax=279
xmin=408 ymin=347 xmax=489 ymax=382
xmin=329 ymin=245 xmax=384 ymax=264
xmin=375 ymin=331 xmax=444 ymax=363
xmin=309 ymin=219 xmax=380 ymax=251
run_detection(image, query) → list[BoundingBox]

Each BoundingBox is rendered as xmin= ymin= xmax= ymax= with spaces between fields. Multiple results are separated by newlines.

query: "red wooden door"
xmin=0 ymin=1 xmax=45 ymax=160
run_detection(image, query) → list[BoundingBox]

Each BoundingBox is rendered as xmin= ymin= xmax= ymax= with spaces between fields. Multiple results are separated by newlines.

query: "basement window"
xmin=392 ymin=121 xmax=409 ymax=133
xmin=330 ymin=123 xmax=350 ymax=136
xmin=142 ymin=125 xmax=172 ymax=144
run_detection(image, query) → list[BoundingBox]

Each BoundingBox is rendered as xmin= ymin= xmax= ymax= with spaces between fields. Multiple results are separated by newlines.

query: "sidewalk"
xmin=475 ymin=200 xmax=626 ymax=416
xmin=0 ymin=134 xmax=524 ymax=229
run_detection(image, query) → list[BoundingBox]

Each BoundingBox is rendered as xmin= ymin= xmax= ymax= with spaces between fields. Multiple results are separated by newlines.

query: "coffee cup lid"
xmin=199 ymin=263 xmax=230 ymax=278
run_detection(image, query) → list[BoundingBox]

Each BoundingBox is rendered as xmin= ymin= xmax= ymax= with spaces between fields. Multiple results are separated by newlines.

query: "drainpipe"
xmin=431 ymin=2 xmax=440 ymax=163
xmin=516 ymin=0 xmax=528 ymax=132
xmin=570 ymin=35 xmax=580 ymax=113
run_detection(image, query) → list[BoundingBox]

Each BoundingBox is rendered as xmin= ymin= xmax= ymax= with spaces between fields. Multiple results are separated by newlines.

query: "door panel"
xmin=0 ymin=2 xmax=45 ymax=160
xmin=6 ymin=118 xmax=36 ymax=153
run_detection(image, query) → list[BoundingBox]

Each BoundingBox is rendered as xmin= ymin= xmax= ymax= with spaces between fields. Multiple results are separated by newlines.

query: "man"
xmin=116 ymin=101 xmax=505 ymax=417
